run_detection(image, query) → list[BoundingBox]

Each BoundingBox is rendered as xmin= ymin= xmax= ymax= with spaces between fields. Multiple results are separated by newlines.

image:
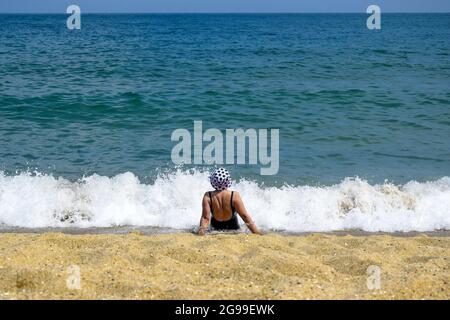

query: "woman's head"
xmin=209 ymin=167 xmax=232 ymax=191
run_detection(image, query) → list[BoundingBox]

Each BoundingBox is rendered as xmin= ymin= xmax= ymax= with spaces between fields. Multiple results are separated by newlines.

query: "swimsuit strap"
xmin=209 ymin=191 xmax=215 ymax=215
xmin=230 ymin=191 xmax=235 ymax=213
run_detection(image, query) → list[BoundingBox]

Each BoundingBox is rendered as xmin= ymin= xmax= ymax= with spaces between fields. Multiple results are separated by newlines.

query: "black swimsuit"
xmin=209 ymin=191 xmax=240 ymax=230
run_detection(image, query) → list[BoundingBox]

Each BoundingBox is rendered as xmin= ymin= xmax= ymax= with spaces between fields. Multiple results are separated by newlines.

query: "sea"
xmin=0 ymin=14 xmax=449 ymax=232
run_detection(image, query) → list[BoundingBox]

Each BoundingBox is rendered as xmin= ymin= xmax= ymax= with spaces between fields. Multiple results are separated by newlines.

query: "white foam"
xmin=0 ymin=170 xmax=449 ymax=232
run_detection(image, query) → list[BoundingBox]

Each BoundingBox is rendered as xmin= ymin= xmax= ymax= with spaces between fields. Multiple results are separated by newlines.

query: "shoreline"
xmin=0 ymin=232 xmax=448 ymax=299
xmin=0 ymin=226 xmax=449 ymax=237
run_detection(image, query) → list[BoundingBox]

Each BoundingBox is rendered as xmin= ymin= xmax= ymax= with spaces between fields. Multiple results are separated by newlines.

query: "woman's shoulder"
xmin=203 ymin=190 xmax=219 ymax=197
xmin=204 ymin=189 xmax=239 ymax=196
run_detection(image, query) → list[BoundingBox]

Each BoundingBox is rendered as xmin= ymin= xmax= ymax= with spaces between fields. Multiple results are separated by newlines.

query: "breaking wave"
xmin=0 ymin=170 xmax=449 ymax=232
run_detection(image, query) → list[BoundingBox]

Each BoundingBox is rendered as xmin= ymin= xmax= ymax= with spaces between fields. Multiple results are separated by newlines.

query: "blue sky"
xmin=1 ymin=0 xmax=449 ymax=13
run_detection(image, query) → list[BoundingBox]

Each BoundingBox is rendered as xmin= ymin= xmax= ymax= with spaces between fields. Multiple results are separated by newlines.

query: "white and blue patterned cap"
xmin=209 ymin=168 xmax=232 ymax=191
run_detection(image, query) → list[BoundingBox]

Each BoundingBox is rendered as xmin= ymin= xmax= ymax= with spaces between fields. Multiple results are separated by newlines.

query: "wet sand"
xmin=0 ymin=232 xmax=448 ymax=299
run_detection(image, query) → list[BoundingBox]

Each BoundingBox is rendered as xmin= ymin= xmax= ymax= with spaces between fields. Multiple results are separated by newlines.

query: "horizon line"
xmin=1 ymin=11 xmax=449 ymax=14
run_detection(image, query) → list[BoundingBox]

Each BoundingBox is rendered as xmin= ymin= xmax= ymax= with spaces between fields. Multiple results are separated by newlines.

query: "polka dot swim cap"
xmin=209 ymin=168 xmax=232 ymax=191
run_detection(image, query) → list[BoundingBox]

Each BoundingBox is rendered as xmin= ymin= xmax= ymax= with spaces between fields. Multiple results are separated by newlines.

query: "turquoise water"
xmin=0 ymin=14 xmax=449 ymax=231
xmin=0 ymin=14 xmax=449 ymax=185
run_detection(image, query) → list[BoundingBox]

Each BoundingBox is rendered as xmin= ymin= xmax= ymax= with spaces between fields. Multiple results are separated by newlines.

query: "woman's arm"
xmin=233 ymin=192 xmax=262 ymax=235
xmin=198 ymin=193 xmax=211 ymax=236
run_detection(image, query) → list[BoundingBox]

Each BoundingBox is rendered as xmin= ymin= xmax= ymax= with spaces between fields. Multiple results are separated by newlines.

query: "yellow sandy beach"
xmin=0 ymin=232 xmax=448 ymax=300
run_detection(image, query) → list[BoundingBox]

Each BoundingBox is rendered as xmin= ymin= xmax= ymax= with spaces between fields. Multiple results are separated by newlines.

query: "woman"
xmin=198 ymin=168 xmax=262 ymax=235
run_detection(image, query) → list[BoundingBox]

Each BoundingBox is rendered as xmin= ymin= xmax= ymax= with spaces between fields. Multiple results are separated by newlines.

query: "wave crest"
xmin=0 ymin=171 xmax=449 ymax=232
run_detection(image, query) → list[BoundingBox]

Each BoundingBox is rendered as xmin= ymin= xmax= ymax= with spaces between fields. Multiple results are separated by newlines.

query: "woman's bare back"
xmin=208 ymin=190 xmax=234 ymax=221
